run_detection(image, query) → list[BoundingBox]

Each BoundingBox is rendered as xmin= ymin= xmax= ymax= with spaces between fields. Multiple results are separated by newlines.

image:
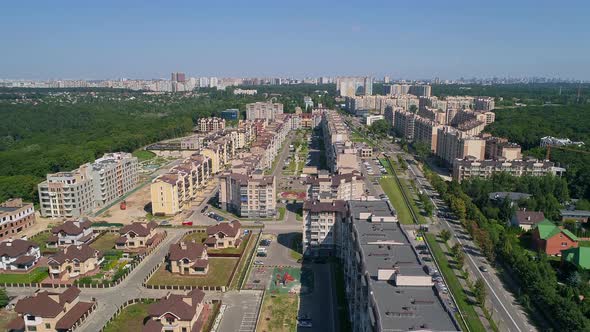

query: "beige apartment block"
xmin=452 ymin=157 xmax=563 ymax=182
xmin=306 ymin=170 xmax=365 ymax=201
xmin=246 ymin=102 xmax=284 ymax=120
xmin=198 ymin=117 xmax=226 ymax=132
xmin=219 ymin=171 xmax=277 ymax=218
xmin=436 ymin=127 xmax=485 ymax=166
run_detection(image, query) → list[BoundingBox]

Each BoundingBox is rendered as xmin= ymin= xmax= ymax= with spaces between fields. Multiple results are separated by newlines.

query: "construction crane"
xmin=546 ymin=145 xmax=590 ymax=160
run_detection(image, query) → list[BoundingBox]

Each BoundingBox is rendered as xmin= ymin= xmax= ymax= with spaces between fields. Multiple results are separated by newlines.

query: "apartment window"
xmin=28 ymin=326 xmax=37 ymax=331
xmin=45 ymin=323 xmax=51 ymax=329
xmin=561 ymin=242 xmax=568 ymax=247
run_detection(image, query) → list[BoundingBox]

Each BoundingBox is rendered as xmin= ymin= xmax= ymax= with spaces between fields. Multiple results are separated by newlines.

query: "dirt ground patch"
xmin=98 ymin=182 xmax=152 ymax=224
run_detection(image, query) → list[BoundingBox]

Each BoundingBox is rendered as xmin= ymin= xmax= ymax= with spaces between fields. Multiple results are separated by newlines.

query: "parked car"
xmin=181 ymin=221 xmax=193 ymax=226
xmin=479 ymin=265 xmax=489 ymax=272
xmin=200 ymin=206 xmax=209 ymax=213
xmin=297 ymin=318 xmax=313 ymax=328
xmin=254 ymin=260 xmax=264 ymax=265
xmin=256 ymin=252 xmax=268 ymax=257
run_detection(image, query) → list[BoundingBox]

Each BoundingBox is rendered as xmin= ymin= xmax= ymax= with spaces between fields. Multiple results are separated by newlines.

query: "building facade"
xmin=0 ymin=199 xmax=35 ymax=241
xmin=218 ymin=171 xmax=277 ymax=218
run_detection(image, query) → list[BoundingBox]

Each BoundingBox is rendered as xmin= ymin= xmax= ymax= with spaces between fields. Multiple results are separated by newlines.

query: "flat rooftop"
xmin=348 ymin=200 xmax=458 ymax=331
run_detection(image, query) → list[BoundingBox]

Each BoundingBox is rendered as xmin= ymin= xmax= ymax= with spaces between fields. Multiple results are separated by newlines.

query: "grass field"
xmin=147 ymin=258 xmax=238 ymax=287
xmin=132 ymin=150 xmax=156 ymax=161
xmin=231 ymin=232 xmax=259 ymax=289
xmin=425 ymin=233 xmax=487 ymax=332
xmin=257 ymin=293 xmax=299 ymax=332
xmin=0 ymin=267 xmax=49 ymax=284
xmin=30 ymin=232 xmax=58 ymax=253
xmin=90 ymin=233 xmax=120 ymax=251
xmin=379 ymin=177 xmax=414 ymax=224
xmin=102 ymin=300 xmax=154 ymax=332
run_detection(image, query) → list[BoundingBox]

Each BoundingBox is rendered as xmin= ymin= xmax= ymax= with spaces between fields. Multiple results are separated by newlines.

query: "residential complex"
xmin=305 ymin=170 xmax=365 ymax=201
xmin=48 ymin=244 xmax=104 ymax=281
xmin=245 ymin=101 xmax=283 ymax=120
xmin=197 ymin=117 xmax=226 ymax=132
xmin=0 ymin=198 xmax=36 ymax=241
xmin=47 ymin=219 xmax=95 ymax=248
xmin=38 ymin=152 xmax=139 ymax=218
xmin=322 ymin=110 xmax=359 ymax=174
xmin=143 ymin=289 xmax=207 ymax=332
xmin=453 ymin=156 xmax=564 ymax=182
xmin=218 ymin=171 xmax=277 ymax=218
xmin=205 ymin=220 xmax=242 ymax=249
xmin=116 ymin=221 xmax=159 ymax=251
xmin=339 ymin=200 xmax=456 ymax=331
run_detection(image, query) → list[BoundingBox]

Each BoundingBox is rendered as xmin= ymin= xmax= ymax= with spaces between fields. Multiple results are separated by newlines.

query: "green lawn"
xmin=90 ymin=233 xmax=120 ymax=252
xmin=0 ymin=310 xmax=17 ymax=332
xmin=257 ymin=293 xmax=299 ymax=332
xmin=399 ymin=178 xmax=427 ymax=224
xmin=102 ymin=300 xmax=154 ymax=332
xmin=278 ymin=206 xmax=286 ymax=221
xmin=0 ymin=267 xmax=49 ymax=284
xmin=379 ymin=177 xmax=414 ymax=225
xmin=132 ymin=149 xmax=156 ymax=161
xmin=231 ymin=232 xmax=259 ymax=290
xmin=147 ymin=258 xmax=238 ymax=287
xmin=425 ymin=233 xmax=487 ymax=332
xmin=30 ymin=232 xmax=58 ymax=253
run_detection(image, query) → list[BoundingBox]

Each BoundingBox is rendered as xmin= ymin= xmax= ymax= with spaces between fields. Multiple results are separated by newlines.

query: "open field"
xmin=0 ymin=267 xmax=49 ymax=284
xmin=379 ymin=177 xmax=414 ymax=225
xmin=257 ymin=293 xmax=299 ymax=332
xmin=90 ymin=233 xmax=120 ymax=252
xmin=102 ymin=300 xmax=154 ymax=332
xmin=132 ymin=150 xmax=156 ymax=161
xmin=30 ymin=232 xmax=58 ymax=253
xmin=147 ymin=258 xmax=238 ymax=287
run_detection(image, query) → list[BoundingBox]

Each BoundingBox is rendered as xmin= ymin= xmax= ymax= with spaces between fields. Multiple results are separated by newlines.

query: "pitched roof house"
xmin=0 ymin=238 xmax=40 ymax=271
xmin=48 ymin=219 xmax=94 ymax=248
xmin=561 ymin=247 xmax=590 ymax=270
xmin=143 ymin=289 xmax=207 ymax=332
xmin=167 ymin=241 xmax=209 ymax=275
xmin=532 ymin=219 xmax=579 ymax=255
xmin=204 ymin=220 xmax=242 ymax=249
xmin=7 ymin=287 xmax=95 ymax=332
xmin=48 ymin=244 xmax=104 ymax=280
xmin=116 ymin=221 xmax=158 ymax=251
xmin=511 ymin=209 xmax=545 ymax=230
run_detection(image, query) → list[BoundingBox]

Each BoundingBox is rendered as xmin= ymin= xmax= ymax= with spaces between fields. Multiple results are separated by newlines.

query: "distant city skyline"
xmin=2 ymin=0 xmax=589 ymax=80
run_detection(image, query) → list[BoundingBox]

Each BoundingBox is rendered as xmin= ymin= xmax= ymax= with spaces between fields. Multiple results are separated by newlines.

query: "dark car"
xmin=200 ymin=205 xmax=209 ymax=213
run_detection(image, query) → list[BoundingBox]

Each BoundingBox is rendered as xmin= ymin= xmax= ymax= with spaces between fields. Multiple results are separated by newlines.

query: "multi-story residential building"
xmin=167 ymin=241 xmax=209 ymax=275
xmin=436 ymin=127 xmax=485 ymax=166
xmin=393 ymin=109 xmax=416 ymax=140
xmin=337 ymin=200 xmax=458 ymax=332
xmin=197 ymin=117 xmax=226 ymax=132
xmin=303 ymin=96 xmax=314 ymax=109
xmin=365 ymin=114 xmax=384 ymax=126
xmin=205 ymin=220 xmax=242 ymax=249
xmin=408 ymin=84 xmax=432 ymax=97
xmin=218 ymin=171 xmax=276 ymax=218
xmin=0 ymin=239 xmax=40 ymax=271
xmin=38 ymin=153 xmax=138 ymax=218
xmin=414 ymin=117 xmax=443 ymax=152
xmin=356 ymin=142 xmax=374 ymax=159
xmin=115 ymin=221 xmax=159 ymax=251
xmin=305 ymin=170 xmax=365 ymax=201
xmin=38 ymin=166 xmax=95 ymax=218
xmin=48 ymin=244 xmax=104 ymax=281
xmin=143 ymin=289 xmax=206 ymax=332
xmin=180 ymin=135 xmax=205 ymax=150
xmin=302 ymin=199 xmax=347 ymax=255
xmin=151 ymin=155 xmax=212 ymax=216
xmin=245 ymin=102 xmax=284 ymax=120
xmin=88 ymin=152 xmax=139 ymax=208
xmin=47 ymin=219 xmax=95 ymax=248
xmin=7 ymin=287 xmax=95 ymax=332
xmin=384 ymin=83 xmax=411 ymax=96
xmin=483 ymin=135 xmax=522 ymax=160
xmin=233 ymin=88 xmax=257 ymax=95
xmin=0 ymin=198 xmax=35 ymax=241
xmin=452 ymin=156 xmax=564 ymax=182
xmin=474 ymin=97 xmax=495 ymax=111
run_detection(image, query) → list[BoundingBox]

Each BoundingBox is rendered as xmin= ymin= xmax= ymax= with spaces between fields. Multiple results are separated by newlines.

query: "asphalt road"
xmin=401 ymin=151 xmax=536 ymax=332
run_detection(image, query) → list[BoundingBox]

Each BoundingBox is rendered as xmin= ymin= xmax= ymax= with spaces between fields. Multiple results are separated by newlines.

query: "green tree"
xmin=474 ymin=277 xmax=487 ymax=306
xmin=439 ymin=229 xmax=451 ymax=244
xmin=0 ymin=288 xmax=8 ymax=308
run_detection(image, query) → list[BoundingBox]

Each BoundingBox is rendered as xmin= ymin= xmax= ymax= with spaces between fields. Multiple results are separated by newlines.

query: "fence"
xmin=70 ymin=299 xmax=98 ymax=332
xmin=237 ymin=230 xmax=263 ymax=290
xmin=2 ymin=230 xmax=167 ymax=289
xmin=99 ymin=297 xmax=158 ymax=332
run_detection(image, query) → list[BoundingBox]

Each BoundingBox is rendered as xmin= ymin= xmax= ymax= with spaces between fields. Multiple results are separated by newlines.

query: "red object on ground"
xmin=182 ymin=221 xmax=193 ymax=226
xmin=119 ymin=201 xmax=127 ymax=210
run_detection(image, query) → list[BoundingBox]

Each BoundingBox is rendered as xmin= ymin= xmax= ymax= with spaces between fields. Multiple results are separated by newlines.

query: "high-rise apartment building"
xmin=305 ymin=170 xmax=365 ymax=201
xmin=393 ymin=109 xmax=416 ymax=140
xmin=38 ymin=153 xmax=139 ymax=218
xmin=245 ymin=102 xmax=284 ymax=120
xmin=302 ymin=199 xmax=347 ymax=255
xmin=409 ymin=84 xmax=432 ymax=97
xmin=218 ymin=171 xmax=277 ymax=218
xmin=171 ymin=72 xmax=186 ymax=82
xmin=435 ymin=127 xmax=485 ymax=166
xmin=363 ymin=76 xmax=373 ymax=96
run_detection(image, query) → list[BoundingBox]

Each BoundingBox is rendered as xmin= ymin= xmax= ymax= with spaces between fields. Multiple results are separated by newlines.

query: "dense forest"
xmin=0 ymin=89 xmax=263 ymax=203
xmin=235 ymin=84 xmax=337 ymax=112
xmin=485 ymin=104 xmax=590 ymax=199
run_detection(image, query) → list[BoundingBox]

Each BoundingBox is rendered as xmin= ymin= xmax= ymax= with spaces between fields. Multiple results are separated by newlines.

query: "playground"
xmin=268 ymin=266 xmax=314 ymax=295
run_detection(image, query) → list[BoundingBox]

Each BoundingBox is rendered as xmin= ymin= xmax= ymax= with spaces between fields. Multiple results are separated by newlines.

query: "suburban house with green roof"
xmin=532 ymin=219 xmax=579 ymax=255
xmin=561 ymin=247 xmax=590 ymax=270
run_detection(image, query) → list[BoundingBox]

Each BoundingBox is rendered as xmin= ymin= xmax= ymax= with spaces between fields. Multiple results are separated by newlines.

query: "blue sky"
xmin=1 ymin=0 xmax=589 ymax=80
